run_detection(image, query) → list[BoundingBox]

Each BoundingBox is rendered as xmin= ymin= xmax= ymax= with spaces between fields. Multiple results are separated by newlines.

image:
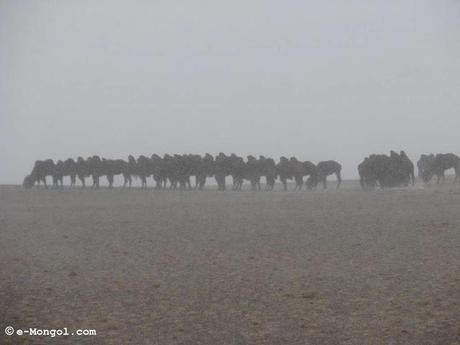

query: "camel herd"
xmin=417 ymin=153 xmax=460 ymax=184
xmin=22 ymin=151 xmax=459 ymax=191
xmin=358 ymin=151 xmax=460 ymax=189
xmin=22 ymin=153 xmax=341 ymax=191
xmin=358 ymin=151 xmax=415 ymax=189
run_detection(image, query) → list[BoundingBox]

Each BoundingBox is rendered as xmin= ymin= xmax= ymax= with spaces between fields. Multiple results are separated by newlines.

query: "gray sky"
xmin=1 ymin=0 xmax=459 ymax=183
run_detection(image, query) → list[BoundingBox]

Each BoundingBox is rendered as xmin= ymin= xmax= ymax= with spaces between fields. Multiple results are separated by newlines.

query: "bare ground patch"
xmin=1 ymin=183 xmax=460 ymax=344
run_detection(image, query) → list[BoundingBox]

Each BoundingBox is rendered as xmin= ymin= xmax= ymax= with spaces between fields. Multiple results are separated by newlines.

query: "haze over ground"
xmin=1 ymin=0 xmax=459 ymax=184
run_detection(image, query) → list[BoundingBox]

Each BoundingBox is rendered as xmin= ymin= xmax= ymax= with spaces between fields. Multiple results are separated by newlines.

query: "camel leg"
xmin=122 ymin=174 xmax=129 ymax=188
xmin=336 ymin=172 xmax=342 ymax=189
xmin=294 ymin=178 xmax=301 ymax=191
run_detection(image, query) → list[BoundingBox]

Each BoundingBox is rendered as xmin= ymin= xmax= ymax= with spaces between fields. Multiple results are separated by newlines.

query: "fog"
xmin=1 ymin=0 xmax=459 ymax=184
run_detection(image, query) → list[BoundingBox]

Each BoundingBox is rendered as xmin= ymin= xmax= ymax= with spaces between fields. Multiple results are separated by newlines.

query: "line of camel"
xmin=22 ymin=151 xmax=460 ymax=191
